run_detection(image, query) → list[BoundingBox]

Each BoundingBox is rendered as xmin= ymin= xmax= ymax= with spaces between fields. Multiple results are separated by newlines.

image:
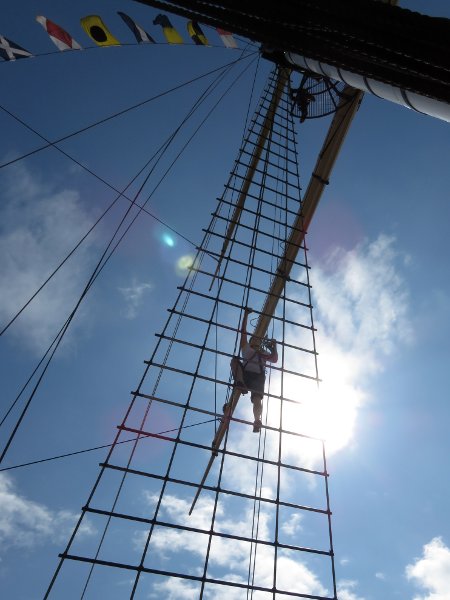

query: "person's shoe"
xmin=253 ymin=419 xmax=262 ymax=433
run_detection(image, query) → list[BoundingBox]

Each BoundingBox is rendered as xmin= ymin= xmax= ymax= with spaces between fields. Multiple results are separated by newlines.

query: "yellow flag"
xmin=80 ymin=15 xmax=120 ymax=46
xmin=153 ymin=14 xmax=183 ymax=44
xmin=187 ymin=21 xmax=209 ymax=46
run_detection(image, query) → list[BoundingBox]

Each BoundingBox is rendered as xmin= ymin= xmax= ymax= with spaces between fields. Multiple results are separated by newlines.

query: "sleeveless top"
xmin=242 ymin=343 xmax=265 ymax=374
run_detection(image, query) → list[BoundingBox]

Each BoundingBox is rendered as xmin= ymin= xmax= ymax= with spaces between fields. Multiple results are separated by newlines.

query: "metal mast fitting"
xmin=133 ymin=0 xmax=450 ymax=121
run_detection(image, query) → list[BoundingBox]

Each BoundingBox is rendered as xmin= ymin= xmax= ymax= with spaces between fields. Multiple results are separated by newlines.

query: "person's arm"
xmin=266 ymin=339 xmax=278 ymax=363
xmin=240 ymin=307 xmax=252 ymax=351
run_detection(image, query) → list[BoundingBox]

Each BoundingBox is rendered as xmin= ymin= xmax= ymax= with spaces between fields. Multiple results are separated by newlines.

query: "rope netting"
xmin=45 ymin=66 xmax=337 ymax=600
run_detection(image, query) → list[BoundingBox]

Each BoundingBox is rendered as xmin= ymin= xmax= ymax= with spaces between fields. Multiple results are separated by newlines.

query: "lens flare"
xmin=176 ymin=254 xmax=195 ymax=276
xmin=162 ymin=232 xmax=175 ymax=247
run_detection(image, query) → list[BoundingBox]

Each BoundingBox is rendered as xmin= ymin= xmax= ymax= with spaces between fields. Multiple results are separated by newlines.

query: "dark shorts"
xmin=243 ymin=370 xmax=265 ymax=399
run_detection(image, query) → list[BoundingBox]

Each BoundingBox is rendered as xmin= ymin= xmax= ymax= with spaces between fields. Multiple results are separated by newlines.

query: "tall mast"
xmin=190 ymin=85 xmax=363 ymax=510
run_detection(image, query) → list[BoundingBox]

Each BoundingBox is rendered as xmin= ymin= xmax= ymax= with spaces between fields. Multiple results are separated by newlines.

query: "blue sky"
xmin=0 ymin=1 xmax=449 ymax=599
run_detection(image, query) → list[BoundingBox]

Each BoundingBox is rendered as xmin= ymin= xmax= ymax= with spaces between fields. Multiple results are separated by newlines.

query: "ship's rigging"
xmin=0 ymin=2 xmax=449 ymax=599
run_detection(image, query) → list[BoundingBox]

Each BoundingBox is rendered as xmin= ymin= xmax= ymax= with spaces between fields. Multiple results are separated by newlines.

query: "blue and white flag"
xmin=118 ymin=12 xmax=155 ymax=43
xmin=0 ymin=35 xmax=32 ymax=60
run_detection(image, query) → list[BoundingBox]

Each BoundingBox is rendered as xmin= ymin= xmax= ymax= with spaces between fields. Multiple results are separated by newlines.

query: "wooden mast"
xmin=190 ymin=80 xmax=363 ymax=514
xmin=209 ymin=68 xmax=290 ymax=289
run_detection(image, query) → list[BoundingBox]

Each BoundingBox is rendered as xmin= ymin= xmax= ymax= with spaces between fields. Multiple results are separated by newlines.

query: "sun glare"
xmin=300 ymin=383 xmax=360 ymax=453
xmin=275 ymin=350 xmax=362 ymax=461
xmin=176 ymin=254 xmax=195 ymax=276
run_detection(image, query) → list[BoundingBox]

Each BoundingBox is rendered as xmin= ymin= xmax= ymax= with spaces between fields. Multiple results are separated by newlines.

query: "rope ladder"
xmin=45 ymin=66 xmax=338 ymax=600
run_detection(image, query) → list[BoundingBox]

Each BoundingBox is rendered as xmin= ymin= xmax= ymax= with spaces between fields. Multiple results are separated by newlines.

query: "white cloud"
xmin=375 ymin=571 xmax=386 ymax=580
xmin=275 ymin=554 xmax=328 ymax=596
xmin=216 ymin=234 xmax=413 ymax=480
xmin=0 ymin=163 xmax=97 ymax=354
xmin=406 ymin=537 xmax=450 ymax=600
xmin=337 ymin=579 xmax=366 ymax=600
xmin=142 ymin=492 xmax=331 ymax=598
xmin=149 ymin=576 xmax=247 ymax=600
xmin=118 ymin=279 xmax=152 ymax=319
xmin=280 ymin=234 xmax=413 ymax=455
xmin=0 ymin=473 xmax=94 ymax=553
xmin=314 ymin=234 xmax=412 ymax=363
xmin=204 ymin=580 xmax=247 ymax=600
xmin=141 ymin=492 xmax=270 ymax=569
xmin=149 ymin=577 xmax=199 ymax=599
xmin=280 ymin=513 xmax=303 ymax=537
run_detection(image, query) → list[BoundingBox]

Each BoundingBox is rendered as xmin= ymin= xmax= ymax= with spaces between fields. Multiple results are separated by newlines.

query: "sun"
xmin=300 ymin=383 xmax=360 ymax=453
xmin=277 ymin=350 xmax=363 ymax=459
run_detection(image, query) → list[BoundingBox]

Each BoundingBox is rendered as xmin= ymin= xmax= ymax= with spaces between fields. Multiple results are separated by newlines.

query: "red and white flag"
xmin=216 ymin=28 xmax=238 ymax=49
xmin=36 ymin=15 xmax=82 ymax=51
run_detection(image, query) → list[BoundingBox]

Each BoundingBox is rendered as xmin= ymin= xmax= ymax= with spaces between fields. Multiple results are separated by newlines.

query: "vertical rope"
xmin=198 ymin=68 xmax=281 ymax=599
xmin=246 ymin=68 xmax=285 ymax=597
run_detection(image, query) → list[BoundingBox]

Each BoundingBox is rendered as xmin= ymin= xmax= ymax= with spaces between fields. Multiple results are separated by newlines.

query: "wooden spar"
xmin=189 ymin=71 xmax=292 ymax=513
xmin=209 ymin=68 xmax=290 ymax=290
xmin=189 ymin=452 xmax=216 ymax=515
xmin=190 ymin=86 xmax=364 ymax=514
xmin=189 ymin=384 xmax=242 ymax=514
xmin=254 ymin=86 xmax=364 ymax=340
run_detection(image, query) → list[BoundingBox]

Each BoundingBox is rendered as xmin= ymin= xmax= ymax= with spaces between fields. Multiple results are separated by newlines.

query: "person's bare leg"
xmin=230 ymin=358 xmax=248 ymax=394
xmin=252 ymin=394 xmax=263 ymax=432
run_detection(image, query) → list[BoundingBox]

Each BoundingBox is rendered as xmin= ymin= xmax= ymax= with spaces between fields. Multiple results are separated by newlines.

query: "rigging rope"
xmin=34 ymin=56 xmax=342 ymax=599
xmin=0 ymin=57 xmax=258 ymax=338
xmin=71 ymin=200 xmax=221 ymax=597
xmin=194 ymin=90 xmax=267 ymax=596
xmin=0 ymin=418 xmax=218 ymax=473
xmin=0 ymin=56 xmax=258 ymax=465
xmin=246 ymin=76 xmax=281 ymax=593
xmin=0 ymin=52 xmax=258 ymax=171
xmin=0 ymin=56 xmax=258 ymax=340
xmin=126 ymin=63 xmax=270 ymax=598
xmin=0 ymin=39 xmax=259 ymax=79
xmin=0 ymin=184 xmax=197 ymax=339
xmin=274 ymin=85 xmax=294 ymax=595
xmin=61 ymin=57 xmax=262 ymax=600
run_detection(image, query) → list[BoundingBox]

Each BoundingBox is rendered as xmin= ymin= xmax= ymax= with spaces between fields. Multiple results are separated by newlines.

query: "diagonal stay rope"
xmin=53 ymin=56 xmax=261 ymax=600
xmin=0 ymin=56 xmax=257 ymax=465
xmin=0 ymin=51 xmax=257 ymax=171
xmin=0 ymin=54 xmax=258 ymax=340
xmin=0 ymin=417 xmax=218 ymax=473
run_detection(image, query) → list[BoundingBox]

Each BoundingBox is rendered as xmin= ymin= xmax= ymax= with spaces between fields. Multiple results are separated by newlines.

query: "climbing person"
xmin=230 ymin=307 xmax=278 ymax=433
xmin=290 ymin=86 xmax=316 ymax=122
